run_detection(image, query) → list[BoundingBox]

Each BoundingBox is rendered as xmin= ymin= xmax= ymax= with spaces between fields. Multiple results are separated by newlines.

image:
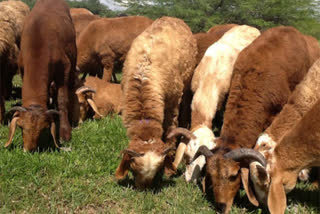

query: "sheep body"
xmin=76 ymin=76 xmax=122 ymax=123
xmin=266 ymin=98 xmax=320 ymax=214
xmin=116 ymin=16 xmax=197 ymax=188
xmin=77 ymin=16 xmax=153 ymax=81
xmin=0 ymin=0 xmax=29 ymax=123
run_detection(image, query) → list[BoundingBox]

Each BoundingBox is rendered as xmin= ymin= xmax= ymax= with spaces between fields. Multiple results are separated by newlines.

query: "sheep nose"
xmin=216 ymin=202 xmax=226 ymax=213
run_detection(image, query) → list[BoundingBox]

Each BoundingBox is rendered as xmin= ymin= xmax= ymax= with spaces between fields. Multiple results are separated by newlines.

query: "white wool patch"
xmin=298 ymin=169 xmax=310 ymax=181
xmin=255 ymin=133 xmax=276 ymax=158
xmin=185 ymin=126 xmax=216 ymax=159
xmin=183 ymin=126 xmax=216 ymax=182
xmin=185 ymin=155 xmax=206 ymax=183
xmin=256 ymin=133 xmax=273 ymax=147
xmin=191 ymin=25 xmax=260 ymax=125
xmin=139 ymin=151 xmax=164 ymax=180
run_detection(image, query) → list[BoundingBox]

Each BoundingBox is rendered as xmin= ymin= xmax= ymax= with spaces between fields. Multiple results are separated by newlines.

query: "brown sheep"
xmin=251 ymin=58 xmax=320 ymax=204
xmin=193 ymin=26 xmax=318 ymax=213
xmin=75 ymin=76 xmax=122 ymax=123
xmin=265 ymin=99 xmax=320 ymax=214
xmin=70 ymin=8 xmax=99 ymax=38
xmin=247 ymin=98 xmax=320 ymax=214
xmin=115 ymin=17 xmax=197 ymax=189
xmin=5 ymin=0 xmax=76 ymax=151
xmin=0 ymin=0 xmax=29 ymax=123
xmin=77 ymin=16 xmax=153 ymax=82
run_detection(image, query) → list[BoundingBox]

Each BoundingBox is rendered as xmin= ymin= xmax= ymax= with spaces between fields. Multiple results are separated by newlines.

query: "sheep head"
xmin=75 ymin=86 xmax=102 ymax=123
xmin=115 ymin=119 xmax=175 ymax=189
xmin=5 ymin=106 xmax=60 ymax=151
xmin=167 ymin=126 xmax=216 ymax=182
xmin=194 ymin=145 xmax=267 ymax=214
xmin=115 ymin=138 xmax=175 ymax=188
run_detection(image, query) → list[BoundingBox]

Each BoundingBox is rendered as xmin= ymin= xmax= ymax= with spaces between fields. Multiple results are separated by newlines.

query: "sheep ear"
xmin=115 ymin=153 xmax=131 ymax=180
xmin=241 ymin=168 xmax=259 ymax=207
xmin=268 ymin=176 xmax=286 ymax=214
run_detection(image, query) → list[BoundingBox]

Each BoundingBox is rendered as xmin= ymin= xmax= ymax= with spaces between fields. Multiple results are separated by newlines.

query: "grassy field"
xmin=0 ymin=76 xmax=319 ymax=214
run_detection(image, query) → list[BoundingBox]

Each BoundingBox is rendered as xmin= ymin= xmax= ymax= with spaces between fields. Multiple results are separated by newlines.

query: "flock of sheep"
xmin=0 ymin=0 xmax=320 ymax=213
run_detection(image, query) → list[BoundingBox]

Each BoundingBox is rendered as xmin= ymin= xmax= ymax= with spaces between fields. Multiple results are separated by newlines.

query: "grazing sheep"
xmin=0 ymin=0 xmax=29 ymax=123
xmin=76 ymin=76 xmax=122 ymax=123
xmin=77 ymin=16 xmax=153 ymax=82
xmin=250 ymin=57 xmax=320 ymax=204
xmin=246 ymin=98 xmax=320 ymax=214
xmin=177 ymin=24 xmax=237 ymax=129
xmin=193 ymin=26 xmax=318 ymax=213
xmin=5 ymin=0 xmax=76 ymax=151
xmin=115 ymin=16 xmax=197 ymax=189
xmin=168 ymin=25 xmax=260 ymax=182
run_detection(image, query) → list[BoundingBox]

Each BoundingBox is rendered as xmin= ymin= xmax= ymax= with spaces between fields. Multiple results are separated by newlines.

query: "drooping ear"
xmin=115 ymin=153 xmax=132 ymax=180
xmin=201 ymin=176 xmax=207 ymax=193
xmin=268 ymin=176 xmax=286 ymax=214
xmin=4 ymin=115 xmax=20 ymax=148
xmin=50 ymin=121 xmax=60 ymax=149
xmin=241 ymin=168 xmax=259 ymax=207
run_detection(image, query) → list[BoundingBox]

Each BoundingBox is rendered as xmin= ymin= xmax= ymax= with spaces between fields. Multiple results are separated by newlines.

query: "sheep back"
xmin=191 ymin=25 xmax=260 ymax=129
xmin=220 ymin=26 xmax=313 ymax=149
xmin=122 ymin=16 xmax=197 ymax=137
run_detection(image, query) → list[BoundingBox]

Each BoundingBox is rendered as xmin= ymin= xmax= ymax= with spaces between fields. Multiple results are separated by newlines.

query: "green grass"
xmin=0 ymin=76 xmax=319 ymax=213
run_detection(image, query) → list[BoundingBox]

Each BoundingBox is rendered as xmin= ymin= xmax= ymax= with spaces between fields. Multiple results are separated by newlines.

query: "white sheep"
xmin=168 ymin=25 xmax=260 ymax=182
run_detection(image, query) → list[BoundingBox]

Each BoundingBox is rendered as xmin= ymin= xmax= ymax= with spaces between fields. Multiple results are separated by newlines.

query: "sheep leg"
xmin=164 ymin=97 xmax=181 ymax=147
xmin=56 ymin=61 xmax=72 ymax=142
xmin=163 ymin=96 xmax=182 ymax=176
xmin=100 ymin=48 xmax=115 ymax=82
xmin=178 ymin=89 xmax=193 ymax=128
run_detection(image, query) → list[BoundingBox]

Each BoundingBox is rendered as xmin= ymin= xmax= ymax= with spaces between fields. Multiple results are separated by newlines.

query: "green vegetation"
xmin=115 ymin=0 xmax=320 ymax=38
xmin=0 ymin=0 xmax=117 ymax=17
xmin=0 ymin=76 xmax=319 ymax=213
xmin=3 ymin=0 xmax=320 ymax=38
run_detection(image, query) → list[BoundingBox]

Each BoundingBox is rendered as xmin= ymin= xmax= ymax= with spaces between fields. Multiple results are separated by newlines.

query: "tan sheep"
xmin=76 ymin=76 xmax=122 ymax=123
xmin=70 ymin=8 xmax=93 ymax=16
xmin=70 ymin=8 xmax=99 ymax=38
xmin=0 ymin=0 xmax=30 ymax=123
xmin=115 ymin=16 xmax=197 ymax=189
xmin=76 ymin=16 xmax=153 ymax=82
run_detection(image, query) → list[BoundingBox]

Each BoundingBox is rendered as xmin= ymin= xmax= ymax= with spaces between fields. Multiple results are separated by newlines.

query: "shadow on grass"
xmin=117 ymin=169 xmax=177 ymax=194
xmin=287 ymin=185 xmax=320 ymax=208
xmin=3 ymin=127 xmax=69 ymax=153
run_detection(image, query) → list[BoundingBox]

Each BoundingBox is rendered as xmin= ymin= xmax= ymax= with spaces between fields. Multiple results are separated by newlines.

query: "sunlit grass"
xmin=0 ymin=76 xmax=319 ymax=213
